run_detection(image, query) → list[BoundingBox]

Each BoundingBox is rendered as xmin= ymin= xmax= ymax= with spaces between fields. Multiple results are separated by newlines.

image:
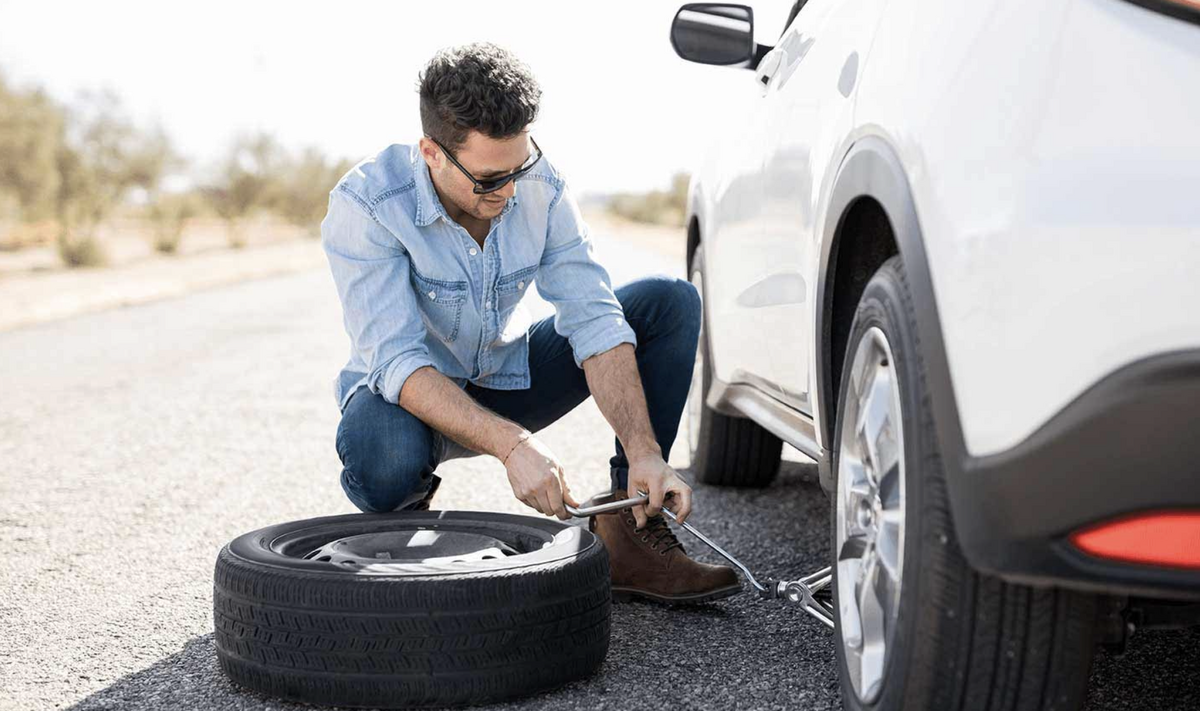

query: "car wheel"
xmin=831 ymin=255 xmax=1099 ymax=711
xmin=214 ymin=510 xmax=610 ymax=709
xmin=686 ymin=247 xmax=783 ymax=487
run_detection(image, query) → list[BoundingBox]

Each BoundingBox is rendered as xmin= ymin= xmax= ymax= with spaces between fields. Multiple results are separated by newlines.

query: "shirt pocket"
xmin=494 ymin=264 xmax=538 ymax=313
xmin=409 ymin=265 xmax=468 ymax=343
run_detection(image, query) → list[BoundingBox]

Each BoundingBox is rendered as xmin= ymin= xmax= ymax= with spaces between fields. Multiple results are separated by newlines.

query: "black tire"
xmin=213 ymin=511 xmax=610 ymax=708
xmin=686 ymin=247 xmax=783 ymax=487
xmin=831 ymin=256 xmax=1098 ymax=711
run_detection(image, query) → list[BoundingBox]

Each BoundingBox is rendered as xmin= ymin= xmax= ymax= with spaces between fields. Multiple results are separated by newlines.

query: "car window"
xmin=780 ymin=0 xmax=810 ymax=38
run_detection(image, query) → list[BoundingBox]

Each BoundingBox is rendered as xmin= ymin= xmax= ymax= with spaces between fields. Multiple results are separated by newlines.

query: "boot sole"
xmin=611 ymin=583 xmax=743 ymax=605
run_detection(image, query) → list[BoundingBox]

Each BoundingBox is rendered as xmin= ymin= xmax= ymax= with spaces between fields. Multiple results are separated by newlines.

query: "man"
xmin=320 ymin=41 xmax=739 ymax=603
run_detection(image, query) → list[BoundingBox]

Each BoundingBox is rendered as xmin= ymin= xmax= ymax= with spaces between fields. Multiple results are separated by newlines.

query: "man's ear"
xmin=418 ymin=138 xmax=441 ymax=170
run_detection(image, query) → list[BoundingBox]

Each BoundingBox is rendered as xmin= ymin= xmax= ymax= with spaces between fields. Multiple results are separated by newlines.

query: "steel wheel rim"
xmin=686 ymin=266 xmax=705 ymax=454
xmin=835 ymin=326 xmax=906 ymax=703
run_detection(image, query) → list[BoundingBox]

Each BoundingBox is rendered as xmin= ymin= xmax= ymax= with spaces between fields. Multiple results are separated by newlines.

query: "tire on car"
xmin=686 ymin=247 xmax=783 ymax=487
xmin=830 ymin=255 xmax=1099 ymax=711
xmin=213 ymin=510 xmax=611 ymax=709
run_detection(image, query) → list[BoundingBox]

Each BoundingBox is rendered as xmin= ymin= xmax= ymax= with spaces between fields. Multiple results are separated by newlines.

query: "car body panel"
xmin=685 ymin=0 xmax=1200 ymax=596
xmin=855 ymin=0 xmax=1200 ymax=456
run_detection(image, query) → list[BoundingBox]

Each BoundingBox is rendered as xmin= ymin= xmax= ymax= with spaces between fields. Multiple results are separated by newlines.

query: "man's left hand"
xmin=626 ymin=454 xmax=693 ymax=528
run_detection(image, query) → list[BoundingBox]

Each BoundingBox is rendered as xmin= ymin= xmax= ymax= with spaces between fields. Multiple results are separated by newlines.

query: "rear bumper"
xmin=948 ymin=350 xmax=1200 ymax=600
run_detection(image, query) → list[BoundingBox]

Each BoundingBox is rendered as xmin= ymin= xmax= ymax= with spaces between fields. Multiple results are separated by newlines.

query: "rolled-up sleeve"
xmin=321 ymin=187 xmax=435 ymax=405
xmin=537 ymin=180 xmax=638 ymax=368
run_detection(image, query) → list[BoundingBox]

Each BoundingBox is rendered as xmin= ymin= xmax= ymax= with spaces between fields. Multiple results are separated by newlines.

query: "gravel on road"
xmin=1 ymin=226 xmax=1194 ymax=711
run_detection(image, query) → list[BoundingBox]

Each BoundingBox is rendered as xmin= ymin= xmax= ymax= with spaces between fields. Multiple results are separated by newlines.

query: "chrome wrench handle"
xmin=564 ymin=492 xmax=650 ymax=518
xmin=572 ymin=489 xmax=772 ymax=593
xmin=566 ymin=488 xmax=835 ymax=628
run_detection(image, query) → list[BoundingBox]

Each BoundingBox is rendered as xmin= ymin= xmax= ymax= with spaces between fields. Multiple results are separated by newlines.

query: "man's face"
xmin=420 ymin=129 xmax=532 ymax=224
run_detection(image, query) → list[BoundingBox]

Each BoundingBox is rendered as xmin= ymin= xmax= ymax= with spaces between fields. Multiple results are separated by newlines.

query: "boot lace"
xmin=634 ymin=513 xmax=685 ymax=555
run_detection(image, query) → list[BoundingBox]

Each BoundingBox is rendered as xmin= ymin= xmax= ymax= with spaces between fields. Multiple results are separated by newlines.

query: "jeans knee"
xmin=625 ymin=275 xmax=701 ymax=330
xmin=653 ymin=276 xmax=702 ymax=339
xmin=674 ymin=277 xmax=702 ymax=332
xmin=336 ymin=406 xmax=434 ymax=513
xmin=339 ymin=448 xmax=428 ymax=513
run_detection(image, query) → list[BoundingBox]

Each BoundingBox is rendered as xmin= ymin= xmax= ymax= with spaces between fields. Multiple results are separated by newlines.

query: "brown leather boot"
xmin=587 ymin=489 xmax=742 ymax=604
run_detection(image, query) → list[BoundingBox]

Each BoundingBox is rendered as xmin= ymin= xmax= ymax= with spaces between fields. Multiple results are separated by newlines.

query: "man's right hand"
xmin=502 ymin=435 xmax=579 ymax=520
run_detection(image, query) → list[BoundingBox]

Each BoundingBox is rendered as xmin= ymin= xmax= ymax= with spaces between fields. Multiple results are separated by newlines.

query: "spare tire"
xmin=213 ymin=510 xmax=611 ymax=708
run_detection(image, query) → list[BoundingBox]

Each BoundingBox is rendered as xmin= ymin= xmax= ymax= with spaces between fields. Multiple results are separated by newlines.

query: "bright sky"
xmin=0 ymin=0 xmax=795 ymax=198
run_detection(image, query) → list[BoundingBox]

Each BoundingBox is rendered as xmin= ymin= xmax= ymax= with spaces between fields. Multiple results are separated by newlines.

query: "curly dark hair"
xmin=418 ymin=42 xmax=542 ymax=152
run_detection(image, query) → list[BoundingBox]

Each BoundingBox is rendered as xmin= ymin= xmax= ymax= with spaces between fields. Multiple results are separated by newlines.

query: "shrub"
xmin=148 ymin=192 xmax=197 ymax=254
xmin=606 ymin=172 xmax=689 ymax=227
xmin=56 ymin=230 xmax=107 ymax=267
xmin=203 ymin=133 xmax=282 ymax=248
xmin=274 ymin=147 xmax=353 ymax=237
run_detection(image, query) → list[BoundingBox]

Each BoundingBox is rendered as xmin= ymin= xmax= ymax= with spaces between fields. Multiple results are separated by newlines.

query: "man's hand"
xmin=503 ymin=435 xmax=579 ymax=520
xmin=627 ymin=453 xmax=694 ymax=527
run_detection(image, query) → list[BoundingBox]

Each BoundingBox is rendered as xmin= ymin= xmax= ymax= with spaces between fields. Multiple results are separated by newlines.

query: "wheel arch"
xmin=815 ymin=136 xmax=967 ymax=491
xmin=686 ymin=213 xmax=701 ymax=267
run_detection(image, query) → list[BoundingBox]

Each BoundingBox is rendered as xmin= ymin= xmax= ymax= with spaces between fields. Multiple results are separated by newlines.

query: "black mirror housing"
xmin=669 ymin=3 xmax=757 ymax=68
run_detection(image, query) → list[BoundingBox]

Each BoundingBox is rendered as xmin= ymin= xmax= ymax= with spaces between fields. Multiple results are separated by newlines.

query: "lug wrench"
xmin=567 ymin=491 xmax=835 ymax=628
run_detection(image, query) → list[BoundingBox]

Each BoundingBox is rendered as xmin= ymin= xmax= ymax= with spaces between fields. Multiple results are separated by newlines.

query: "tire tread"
xmin=833 ymin=256 xmax=1098 ymax=711
xmin=213 ymin=530 xmax=611 ymax=708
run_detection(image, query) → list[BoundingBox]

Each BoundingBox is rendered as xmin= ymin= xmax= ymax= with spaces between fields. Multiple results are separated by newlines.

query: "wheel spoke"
xmin=857 ymin=367 xmax=893 ymax=480
xmin=856 ymin=555 xmax=887 ymax=699
xmin=839 ymin=532 xmax=869 ymax=562
xmin=876 ymin=511 xmax=902 ymax=581
xmin=838 ymin=557 xmax=864 ymax=650
xmin=877 ymin=460 xmax=901 ymax=509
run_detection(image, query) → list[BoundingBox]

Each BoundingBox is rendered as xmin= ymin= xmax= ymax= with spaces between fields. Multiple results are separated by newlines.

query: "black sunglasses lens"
xmin=472 ymin=146 xmax=540 ymax=193
xmin=476 ymin=176 xmax=512 ymax=194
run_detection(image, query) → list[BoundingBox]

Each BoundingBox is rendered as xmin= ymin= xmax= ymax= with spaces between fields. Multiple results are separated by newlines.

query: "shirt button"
xmin=428 ymin=291 xmax=436 ymax=300
xmin=469 ymin=248 xmax=478 ymax=255
xmin=517 ymin=281 xmax=525 ymax=289
xmin=485 ymin=299 xmax=492 ymax=308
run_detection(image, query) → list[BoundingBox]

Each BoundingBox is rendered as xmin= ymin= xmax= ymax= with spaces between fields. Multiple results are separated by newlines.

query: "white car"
xmin=670 ymin=1 xmax=1200 ymax=709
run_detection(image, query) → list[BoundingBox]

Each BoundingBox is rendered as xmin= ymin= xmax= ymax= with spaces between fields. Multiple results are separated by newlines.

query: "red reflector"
xmin=1070 ymin=511 xmax=1200 ymax=569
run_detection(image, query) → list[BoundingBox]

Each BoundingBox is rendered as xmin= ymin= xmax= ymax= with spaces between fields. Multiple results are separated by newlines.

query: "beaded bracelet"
xmin=501 ymin=430 xmax=532 ymax=466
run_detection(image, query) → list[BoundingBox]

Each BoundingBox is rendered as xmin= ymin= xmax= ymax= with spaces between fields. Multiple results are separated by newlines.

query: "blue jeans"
xmin=335 ymin=274 xmax=702 ymax=513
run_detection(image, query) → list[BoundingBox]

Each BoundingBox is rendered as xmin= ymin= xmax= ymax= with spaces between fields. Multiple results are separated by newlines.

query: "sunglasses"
xmin=429 ymin=135 xmax=543 ymax=194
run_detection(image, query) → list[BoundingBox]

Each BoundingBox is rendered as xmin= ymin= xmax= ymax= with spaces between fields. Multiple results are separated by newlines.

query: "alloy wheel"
xmin=835 ymin=326 xmax=906 ymax=703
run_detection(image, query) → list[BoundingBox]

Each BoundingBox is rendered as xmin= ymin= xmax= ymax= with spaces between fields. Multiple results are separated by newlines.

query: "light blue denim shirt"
xmin=321 ymin=142 xmax=638 ymax=413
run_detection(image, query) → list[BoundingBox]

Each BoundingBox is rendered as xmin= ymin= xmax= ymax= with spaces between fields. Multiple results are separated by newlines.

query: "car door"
xmin=757 ymin=0 xmax=889 ymax=413
xmin=701 ymin=55 xmax=774 ymax=391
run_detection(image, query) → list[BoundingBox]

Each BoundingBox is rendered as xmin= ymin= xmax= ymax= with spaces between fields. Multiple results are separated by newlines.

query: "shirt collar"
xmin=410 ymin=143 xmax=520 ymax=228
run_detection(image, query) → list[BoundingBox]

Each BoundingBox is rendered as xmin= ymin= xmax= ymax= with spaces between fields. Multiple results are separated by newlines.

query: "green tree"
xmin=606 ymin=171 xmax=690 ymax=227
xmin=203 ymin=132 xmax=283 ymax=248
xmin=53 ymin=90 xmax=167 ymax=266
xmin=132 ymin=126 xmax=193 ymax=254
xmin=148 ymin=191 xmax=198 ymax=254
xmin=0 ymin=73 xmax=65 ymax=224
xmin=274 ymin=147 xmax=352 ymax=237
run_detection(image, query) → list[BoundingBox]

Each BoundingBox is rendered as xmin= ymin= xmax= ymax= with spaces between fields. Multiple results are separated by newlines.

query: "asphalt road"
xmin=1 ymin=228 xmax=1196 ymax=711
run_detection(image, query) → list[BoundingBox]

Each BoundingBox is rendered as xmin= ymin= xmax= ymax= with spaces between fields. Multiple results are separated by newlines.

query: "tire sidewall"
xmin=831 ymin=256 xmax=933 ymax=711
xmin=214 ymin=511 xmax=612 ymax=708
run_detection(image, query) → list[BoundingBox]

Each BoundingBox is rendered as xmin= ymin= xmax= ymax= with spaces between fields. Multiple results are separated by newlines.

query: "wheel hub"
xmin=305 ymin=530 xmax=520 ymax=568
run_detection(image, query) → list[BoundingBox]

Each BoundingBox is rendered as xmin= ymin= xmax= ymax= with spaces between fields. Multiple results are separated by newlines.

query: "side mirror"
xmin=669 ymin=3 xmax=757 ymax=68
